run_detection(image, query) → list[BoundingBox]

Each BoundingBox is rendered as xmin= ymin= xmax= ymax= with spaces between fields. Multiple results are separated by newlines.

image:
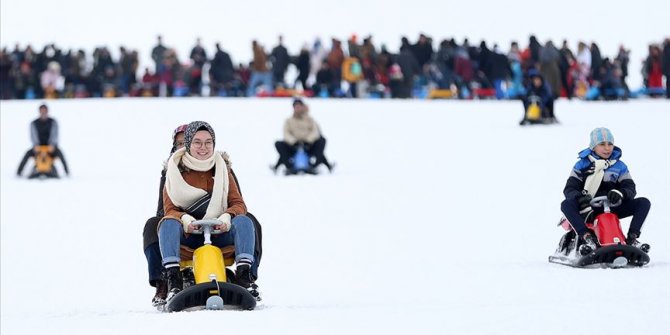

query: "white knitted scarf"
xmin=583 ymin=155 xmax=617 ymax=197
xmin=165 ymin=148 xmax=229 ymax=219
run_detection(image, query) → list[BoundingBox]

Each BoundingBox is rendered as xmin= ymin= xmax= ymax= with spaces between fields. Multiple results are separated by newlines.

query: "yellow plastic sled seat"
xmin=526 ymin=103 xmax=541 ymax=121
xmin=35 ymin=146 xmax=55 ymax=173
xmin=179 ymin=245 xmax=235 ymax=268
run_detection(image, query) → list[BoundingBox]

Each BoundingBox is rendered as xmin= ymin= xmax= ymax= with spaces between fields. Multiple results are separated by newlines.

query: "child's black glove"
xmin=578 ymin=194 xmax=592 ymax=211
xmin=607 ymin=189 xmax=623 ymax=204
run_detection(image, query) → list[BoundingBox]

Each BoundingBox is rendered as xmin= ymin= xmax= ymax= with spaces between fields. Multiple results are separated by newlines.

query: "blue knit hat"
xmin=589 ymin=127 xmax=614 ymax=149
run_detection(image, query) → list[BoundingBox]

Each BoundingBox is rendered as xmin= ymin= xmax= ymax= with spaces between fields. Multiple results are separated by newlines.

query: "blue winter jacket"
xmin=563 ymin=146 xmax=636 ymax=201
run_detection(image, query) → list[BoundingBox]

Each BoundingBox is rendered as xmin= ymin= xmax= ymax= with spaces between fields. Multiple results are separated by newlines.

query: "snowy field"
xmin=1 ymin=98 xmax=669 ymax=335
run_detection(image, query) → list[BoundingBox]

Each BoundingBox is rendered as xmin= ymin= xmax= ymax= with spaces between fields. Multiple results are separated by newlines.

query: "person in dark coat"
xmin=560 ymin=128 xmax=650 ymax=253
xmin=143 ymin=124 xmax=187 ymax=307
xmin=396 ymin=41 xmax=420 ymax=98
xmin=519 ymin=70 xmax=556 ymax=125
xmin=486 ymin=49 xmax=512 ymax=99
xmin=559 ymin=40 xmax=573 ymax=98
xmin=209 ymin=43 xmax=235 ymax=96
xmin=528 ymin=35 xmax=542 ymax=67
xmin=151 ymin=35 xmax=167 ymax=74
xmin=313 ymin=60 xmax=336 ymax=97
xmin=590 ymin=42 xmax=603 ymax=82
xmin=270 ymin=35 xmax=290 ymax=88
xmin=615 ymin=45 xmax=630 ymax=95
xmin=293 ymin=47 xmax=311 ymax=91
xmin=17 ymin=103 xmax=70 ymax=177
xmin=411 ymin=34 xmax=434 ymax=69
xmin=188 ymin=38 xmax=208 ymax=95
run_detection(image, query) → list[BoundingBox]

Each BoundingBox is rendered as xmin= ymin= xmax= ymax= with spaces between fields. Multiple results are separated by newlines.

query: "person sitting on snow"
xmin=271 ymin=98 xmax=335 ymax=175
xmin=158 ymin=121 xmax=257 ymax=300
xmin=519 ymin=70 xmax=557 ymax=125
xmin=17 ymin=103 xmax=70 ymax=177
xmin=560 ymin=127 xmax=651 ymax=253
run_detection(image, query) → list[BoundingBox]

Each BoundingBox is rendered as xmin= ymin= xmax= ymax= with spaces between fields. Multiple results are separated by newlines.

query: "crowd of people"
xmin=1 ymin=35 xmax=669 ymax=100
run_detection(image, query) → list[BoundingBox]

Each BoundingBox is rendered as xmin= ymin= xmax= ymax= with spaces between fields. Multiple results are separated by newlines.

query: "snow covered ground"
xmin=1 ymin=97 xmax=669 ymax=334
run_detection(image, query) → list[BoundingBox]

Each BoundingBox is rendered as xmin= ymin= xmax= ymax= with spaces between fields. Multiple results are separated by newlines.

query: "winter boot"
xmin=558 ymin=230 xmax=576 ymax=255
xmin=165 ymin=266 xmax=183 ymax=300
xmin=235 ymin=261 xmax=254 ymax=288
xmin=579 ymin=232 xmax=597 ymax=256
xmin=626 ymin=232 xmax=640 ymax=247
xmin=236 ymin=260 xmax=261 ymax=301
xmin=626 ymin=232 xmax=650 ymax=253
xmin=151 ymin=280 xmax=168 ymax=307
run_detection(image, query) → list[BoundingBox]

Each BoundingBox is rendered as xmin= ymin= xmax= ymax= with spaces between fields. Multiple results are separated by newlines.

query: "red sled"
xmin=550 ymin=196 xmax=650 ymax=268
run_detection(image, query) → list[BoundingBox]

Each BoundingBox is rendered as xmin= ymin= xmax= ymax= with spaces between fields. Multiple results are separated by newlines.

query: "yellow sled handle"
xmin=190 ymin=219 xmax=223 ymax=245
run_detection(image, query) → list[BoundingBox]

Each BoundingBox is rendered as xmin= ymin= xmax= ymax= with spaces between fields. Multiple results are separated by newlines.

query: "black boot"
xmin=151 ymin=280 xmax=168 ymax=307
xmin=558 ymin=230 xmax=576 ymax=254
xmin=626 ymin=232 xmax=640 ymax=247
xmin=235 ymin=262 xmax=254 ymax=288
xmin=579 ymin=232 xmax=597 ymax=256
xmin=165 ymin=266 xmax=183 ymax=300
xmin=236 ymin=261 xmax=261 ymax=301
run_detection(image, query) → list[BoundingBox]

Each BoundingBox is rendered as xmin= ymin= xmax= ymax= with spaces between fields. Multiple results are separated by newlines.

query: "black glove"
xmin=578 ymin=194 xmax=592 ymax=211
xmin=607 ymin=189 xmax=623 ymax=204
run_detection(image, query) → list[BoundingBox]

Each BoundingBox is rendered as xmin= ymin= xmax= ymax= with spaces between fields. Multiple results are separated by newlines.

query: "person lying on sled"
xmin=560 ymin=127 xmax=651 ymax=253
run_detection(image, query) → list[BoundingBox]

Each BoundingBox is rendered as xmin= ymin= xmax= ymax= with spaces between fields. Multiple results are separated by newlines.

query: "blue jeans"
xmin=246 ymin=71 xmax=273 ymax=96
xmin=144 ymin=242 xmax=164 ymax=285
xmin=159 ymin=215 xmax=256 ymax=266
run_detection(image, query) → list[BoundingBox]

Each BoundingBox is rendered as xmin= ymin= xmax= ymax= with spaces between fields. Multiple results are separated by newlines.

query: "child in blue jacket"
xmin=560 ymin=127 xmax=651 ymax=252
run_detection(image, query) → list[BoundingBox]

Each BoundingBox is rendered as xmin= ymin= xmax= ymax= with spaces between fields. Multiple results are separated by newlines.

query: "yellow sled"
xmin=26 ymin=145 xmax=60 ymax=179
xmin=165 ymin=219 xmax=257 ymax=312
xmin=526 ymin=103 xmax=541 ymax=121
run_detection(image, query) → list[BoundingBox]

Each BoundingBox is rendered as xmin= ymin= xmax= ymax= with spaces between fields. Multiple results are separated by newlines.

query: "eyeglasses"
xmin=174 ymin=141 xmax=184 ymax=148
xmin=191 ymin=140 xmax=213 ymax=148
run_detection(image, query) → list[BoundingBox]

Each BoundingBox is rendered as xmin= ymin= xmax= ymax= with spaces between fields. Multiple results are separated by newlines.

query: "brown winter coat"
xmin=162 ymin=162 xmax=246 ymax=223
xmin=251 ymin=45 xmax=269 ymax=72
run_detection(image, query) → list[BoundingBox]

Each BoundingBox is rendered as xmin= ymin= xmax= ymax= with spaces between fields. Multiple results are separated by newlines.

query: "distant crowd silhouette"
xmin=1 ymin=35 xmax=669 ymax=100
